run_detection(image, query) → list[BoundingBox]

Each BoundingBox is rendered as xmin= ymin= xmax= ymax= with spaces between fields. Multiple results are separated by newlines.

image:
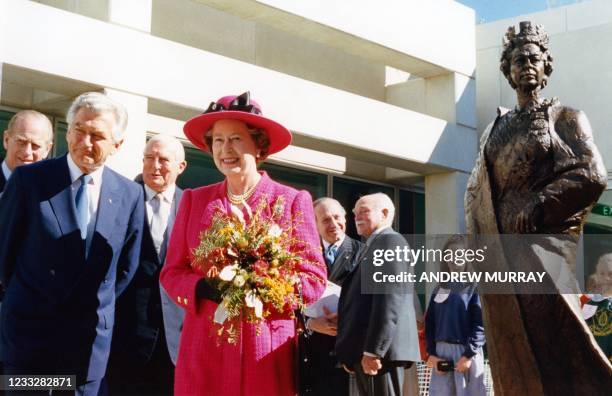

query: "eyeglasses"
xmin=203 ymin=91 xmax=262 ymax=115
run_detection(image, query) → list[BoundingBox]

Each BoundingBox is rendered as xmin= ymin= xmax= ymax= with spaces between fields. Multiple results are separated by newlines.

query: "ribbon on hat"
xmin=203 ymin=91 xmax=262 ymax=115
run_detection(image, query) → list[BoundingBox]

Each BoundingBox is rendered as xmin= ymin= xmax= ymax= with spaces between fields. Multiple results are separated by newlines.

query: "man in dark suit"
xmin=1 ymin=110 xmax=54 ymax=192
xmin=307 ymin=197 xmax=363 ymax=396
xmin=0 ymin=92 xmax=144 ymax=395
xmin=0 ymin=110 xmax=54 ymax=377
xmin=107 ymin=134 xmax=187 ymax=395
xmin=336 ymin=193 xmax=420 ymax=396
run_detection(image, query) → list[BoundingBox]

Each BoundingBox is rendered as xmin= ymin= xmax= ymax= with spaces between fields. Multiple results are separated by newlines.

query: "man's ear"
xmin=112 ymin=138 xmax=124 ymax=154
xmin=178 ymin=160 xmax=187 ymax=175
xmin=382 ymin=208 xmax=389 ymax=220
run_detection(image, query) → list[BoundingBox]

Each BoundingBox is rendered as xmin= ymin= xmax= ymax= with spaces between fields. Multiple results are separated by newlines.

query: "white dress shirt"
xmin=322 ymin=235 xmax=345 ymax=252
xmin=144 ymin=184 xmax=175 ymax=228
xmin=67 ymin=154 xmax=104 ymax=249
xmin=1 ymin=160 xmax=11 ymax=181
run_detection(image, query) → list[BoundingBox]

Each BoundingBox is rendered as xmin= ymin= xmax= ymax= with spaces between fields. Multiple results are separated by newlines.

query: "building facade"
xmin=0 ymin=0 xmax=478 ymax=238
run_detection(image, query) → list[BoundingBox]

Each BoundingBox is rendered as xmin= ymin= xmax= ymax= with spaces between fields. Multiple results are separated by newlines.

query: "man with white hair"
xmin=108 ymin=134 xmax=187 ymax=395
xmin=0 ymin=92 xmax=144 ymax=395
xmin=336 ymin=193 xmax=421 ymax=396
xmin=1 ymin=110 xmax=54 ymax=192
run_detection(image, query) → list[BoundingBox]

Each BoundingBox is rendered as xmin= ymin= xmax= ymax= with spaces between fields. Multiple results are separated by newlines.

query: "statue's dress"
xmin=465 ymin=98 xmax=612 ymax=394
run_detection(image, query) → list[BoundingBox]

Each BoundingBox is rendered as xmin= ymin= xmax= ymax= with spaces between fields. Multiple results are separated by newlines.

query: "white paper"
xmin=304 ymin=280 xmax=341 ymax=318
xmin=582 ymin=303 xmax=597 ymax=320
xmin=433 ymin=288 xmax=451 ymax=303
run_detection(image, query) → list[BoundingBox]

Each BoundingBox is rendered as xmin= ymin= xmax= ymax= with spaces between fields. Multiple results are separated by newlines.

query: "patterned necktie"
xmin=325 ymin=244 xmax=338 ymax=267
xmin=150 ymin=193 xmax=169 ymax=256
xmin=75 ymin=174 xmax=92 ymax=241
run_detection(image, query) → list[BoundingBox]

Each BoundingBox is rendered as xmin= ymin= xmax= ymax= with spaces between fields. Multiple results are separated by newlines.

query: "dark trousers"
xmin=105 ymin=336 xmax=174 ymax=396
xmin=308 ymin=334 xmax=349 ymax=396
xmin=353 ymin=362 xmax=405 ymax=396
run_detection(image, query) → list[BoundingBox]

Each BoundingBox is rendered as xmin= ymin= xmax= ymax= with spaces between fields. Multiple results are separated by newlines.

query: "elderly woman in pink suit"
xmin=160 ymin=92 xmax=326 ymax=396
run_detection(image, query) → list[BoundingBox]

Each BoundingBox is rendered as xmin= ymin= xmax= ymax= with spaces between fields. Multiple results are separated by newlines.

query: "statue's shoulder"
xmin=550 ymin=99 xmax=593 ymax=139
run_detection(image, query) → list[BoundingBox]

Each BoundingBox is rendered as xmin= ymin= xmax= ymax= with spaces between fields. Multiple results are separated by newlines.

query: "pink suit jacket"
xmin=160 ymin=172 xmax=326 ymax=396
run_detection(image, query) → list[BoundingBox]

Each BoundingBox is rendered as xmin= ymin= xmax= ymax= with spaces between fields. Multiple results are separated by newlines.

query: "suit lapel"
xmin=356 ymin=228 xmax=388 ymax=264
xmin=159 ymin=187 xmax=183 ymax=263
xmin=0 ymin=166 xmax=6 ymax=192
xmin=48 ymin=156 xmax=79 ymax=236
xmin=92 ymin=168 xmax=122 ymax=245
xmin=329 ymin=237 xmax=352 ymax=281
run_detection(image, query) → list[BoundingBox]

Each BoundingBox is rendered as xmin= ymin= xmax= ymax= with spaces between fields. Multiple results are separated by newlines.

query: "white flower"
xmin=213 ymin=300 xmax=230 ymax=324
xmin=268 ymin=224 xmax=282 ymax=238
xmin=230 ymin=204 xmax=245 ymax=225
xmin=219 ymin=264 xmax=239 ymax=281
xmin=245 ymin=290 xmax=264 ymax=318
xmin=233 ymin=274 xmax=246 ymax=287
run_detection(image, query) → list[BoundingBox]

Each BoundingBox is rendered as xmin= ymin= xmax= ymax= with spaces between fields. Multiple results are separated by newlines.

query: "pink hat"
xmin=183 ymin=92 xmax=292 ymax=155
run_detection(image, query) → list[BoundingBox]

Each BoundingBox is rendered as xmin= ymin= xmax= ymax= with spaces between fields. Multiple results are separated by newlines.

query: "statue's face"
xmin=509 ymin=43 xmax=546 ymax=91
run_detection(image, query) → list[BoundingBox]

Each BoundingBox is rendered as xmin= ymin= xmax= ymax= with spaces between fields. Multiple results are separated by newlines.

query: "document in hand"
xmin=304 ymin=280 xmax=341 ymax=318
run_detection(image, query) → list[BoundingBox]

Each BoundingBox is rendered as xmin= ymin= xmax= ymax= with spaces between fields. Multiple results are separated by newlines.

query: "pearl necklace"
xmin=227 ymin=183 xmax=257 ymax=205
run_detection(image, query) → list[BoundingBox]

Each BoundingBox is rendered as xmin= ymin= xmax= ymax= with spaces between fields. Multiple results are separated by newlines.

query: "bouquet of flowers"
xmin=192 ymin=195 xmax=313 ymax=344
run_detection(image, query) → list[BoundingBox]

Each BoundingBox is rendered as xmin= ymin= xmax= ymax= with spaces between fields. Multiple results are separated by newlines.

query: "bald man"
xmin=1 ymin=110 xmax=54 ymax=192
xmin=336 ymin=193 xmax=421 ymax=396
xmin=107 ymin=135 xmax=187 ymax=395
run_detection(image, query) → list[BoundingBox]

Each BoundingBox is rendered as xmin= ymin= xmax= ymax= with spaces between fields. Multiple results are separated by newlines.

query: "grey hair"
xmin=313 ymin=197 xmax=346 ymax=216
xmin=66 ymin=92 xmax=128 ymax=142
xmin=6 ymin=110 xmax=54 ymax=142
xmin=359 ymin=192 xmax=395 ymax=226
xmin=145 ymin=134 xmax=186 ymax=162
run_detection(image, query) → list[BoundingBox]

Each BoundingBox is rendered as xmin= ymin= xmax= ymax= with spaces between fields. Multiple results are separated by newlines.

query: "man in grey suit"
xmin=107 ymin=134 xmax=187 ymax=395
xmin=305 ymin=197 xmax=363 ymax=396
xmin=336 ymin=193 xmax=420 ymax=396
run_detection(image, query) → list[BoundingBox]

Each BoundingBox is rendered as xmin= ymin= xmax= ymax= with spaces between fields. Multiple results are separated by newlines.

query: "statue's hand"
xmin=515 ymin=198 xmax=541 ymax=233
xmin=515 ymin=208 xmax=536 ymax=233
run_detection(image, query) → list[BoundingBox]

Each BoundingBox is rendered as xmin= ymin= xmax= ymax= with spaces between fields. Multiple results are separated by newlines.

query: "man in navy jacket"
xmin=0 ymin=92 xmax=144 ymax=395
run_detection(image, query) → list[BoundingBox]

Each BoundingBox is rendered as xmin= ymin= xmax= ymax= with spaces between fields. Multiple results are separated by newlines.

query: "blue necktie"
xmin=75 ymin=174 xmax=92 ymax=241
xmin=325 ymin=244 xmax=338 ymax=267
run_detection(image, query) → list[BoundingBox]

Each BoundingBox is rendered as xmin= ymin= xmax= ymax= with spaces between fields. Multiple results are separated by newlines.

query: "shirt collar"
xmin=144 ymin=183 xmax=176 ymax=204
xmin=1 ymin=160 xmax=11 ymax=181
xmin=366 ymin=225 xmax=389 ymax=245
xmin=322 ymin=235 xmax=345 ymax=251
xmin=67 ymin=153 xmax=104 ymax=186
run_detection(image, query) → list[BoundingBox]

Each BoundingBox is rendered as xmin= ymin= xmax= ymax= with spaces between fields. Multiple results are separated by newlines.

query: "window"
xmin=332 ymin=176 xmax=395 ymax=240
xmin=177 ymin=146 xmax=224 ymax=189
xmin=399 ymin=189 xmax=425 ymax=234
xmin=0 ymin=109 xmax=17 ymax=159
xmin=260 ymin=162 xmax=327 ymax=199
xmin=53 ymin=120 xmax=68 ymax=157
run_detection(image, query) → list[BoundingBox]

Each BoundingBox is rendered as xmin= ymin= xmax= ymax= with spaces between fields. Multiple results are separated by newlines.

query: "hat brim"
xmin=183 ymin=111 xmax=292 ymax=155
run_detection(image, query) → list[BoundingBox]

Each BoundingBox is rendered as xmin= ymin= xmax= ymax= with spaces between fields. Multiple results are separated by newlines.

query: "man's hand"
xmin=307 ymin=306 xmax=338 ymax=336
xmin=361 ymin=354 xmax=382 ymax=375
xmin=426 ymin=355 xmax=445 ymax=374
xmin=455 ymin=356 xmax=472 ymax=373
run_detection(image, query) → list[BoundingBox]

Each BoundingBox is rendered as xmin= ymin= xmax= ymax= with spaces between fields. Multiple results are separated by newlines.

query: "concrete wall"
xmin=0 ymin=0 xmax=477 ymax=176
xmin=476 ymin=0 xmax=612 ymax=171
xmin=151 ymin=0 xmax=386 ymax=100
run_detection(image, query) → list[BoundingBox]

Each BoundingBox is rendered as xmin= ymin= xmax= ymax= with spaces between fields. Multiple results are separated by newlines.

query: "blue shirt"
xmin=425 ymin=283 xmax=485 ymax=358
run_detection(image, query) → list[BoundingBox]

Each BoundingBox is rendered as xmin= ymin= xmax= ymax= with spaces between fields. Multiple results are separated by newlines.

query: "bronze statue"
xmin=465 ymin=21 xmax=612 ymax=394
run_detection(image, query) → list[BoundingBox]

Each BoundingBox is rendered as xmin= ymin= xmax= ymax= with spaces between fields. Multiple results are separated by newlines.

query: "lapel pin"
xmin=109 ymin=198 xmax=113 ymax=204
